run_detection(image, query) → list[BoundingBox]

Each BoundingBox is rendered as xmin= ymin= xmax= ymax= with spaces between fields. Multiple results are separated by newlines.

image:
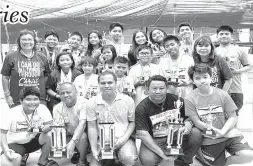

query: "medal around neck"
xmin=165 ymin=98 xmax=184 ymax=156
xmin=98 ymin=111 xmax=115 ymax=160
xmin=202 ymin=105 xmax=216 ymax=137
xmin=11 ymin=111 xmax=43 ymax=133
xmin=49 ymin=116 xmax=68 ymax=158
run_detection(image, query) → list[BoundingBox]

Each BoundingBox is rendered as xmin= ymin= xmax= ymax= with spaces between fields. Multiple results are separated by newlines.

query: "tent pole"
xmin=4 ymin=24 xmax=10 ymax=49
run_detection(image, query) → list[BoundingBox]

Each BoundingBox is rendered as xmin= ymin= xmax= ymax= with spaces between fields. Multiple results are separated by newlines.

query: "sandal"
xmin=38 ymin=159 xmax=59 ymax=166
xmin=20 ymin=153 xmax=29 ymax=166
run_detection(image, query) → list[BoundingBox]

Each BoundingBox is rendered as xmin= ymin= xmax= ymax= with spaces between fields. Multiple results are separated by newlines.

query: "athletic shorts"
xmin=1 ymin=134 xmax=42 ymax=156
xmin=199 ymin=136 xmax=250 ymax=166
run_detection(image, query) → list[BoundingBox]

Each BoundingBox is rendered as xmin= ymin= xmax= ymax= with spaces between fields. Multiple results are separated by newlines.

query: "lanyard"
xmin=21 ymin=109 xmax=36 ymax=127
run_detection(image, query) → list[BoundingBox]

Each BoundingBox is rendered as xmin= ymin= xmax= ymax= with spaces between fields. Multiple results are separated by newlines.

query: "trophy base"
xmin=99 ymin=151 xmax=115 ymax=160
xmin=165 ymin=147 xmax=184 ymax=156
xmin=50 ymin=150 xmax=67 ymax=158
xmin=203 ymin=129 xmax=216 ymax=137
xmin=167 ymin=80 xmax=179 ymax=86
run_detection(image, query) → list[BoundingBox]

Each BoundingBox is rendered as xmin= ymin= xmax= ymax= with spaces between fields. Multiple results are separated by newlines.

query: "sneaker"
xmin=71 ymin=152 xmax=80 ymax=164
xmin=20 ymin=153 xmax=29 ymax=166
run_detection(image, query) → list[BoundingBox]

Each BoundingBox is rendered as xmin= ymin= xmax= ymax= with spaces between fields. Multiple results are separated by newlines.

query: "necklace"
xmin=150 ymin=97 xmax=166 ymax=111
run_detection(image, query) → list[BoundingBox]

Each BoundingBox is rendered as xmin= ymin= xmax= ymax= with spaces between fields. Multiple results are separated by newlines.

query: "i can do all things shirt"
xmin=1 ymin=51 xmax=50 ymax=104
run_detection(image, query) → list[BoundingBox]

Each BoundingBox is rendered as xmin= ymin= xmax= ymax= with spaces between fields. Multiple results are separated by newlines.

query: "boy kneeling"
xmin=0 ymin=87 xmax=58 ymax=166
xmin=185 ymin=63 xmax=253 ymax=166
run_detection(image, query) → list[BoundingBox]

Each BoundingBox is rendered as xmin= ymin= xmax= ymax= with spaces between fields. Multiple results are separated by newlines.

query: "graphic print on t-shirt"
xmin=18 ymin=61 xmax=41 ymax=87
xmin=150 ymin=109 xmax=178 ymax=137
xmin=197 ymin=105 xmax=224 ymax=128
xmin=225 ymin=56 xmax=237 ymax=68
xmin=210 ymin=66 xmax=218 ymax=88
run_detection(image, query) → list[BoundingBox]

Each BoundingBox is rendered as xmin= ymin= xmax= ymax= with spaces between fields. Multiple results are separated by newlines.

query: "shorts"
xmin=198 ymin=136 xmax=250 ymax=166
xmin=229 ymin=93 xmax=243 ymax=115
xmin=1 ymin=134 xmax=42 ymax=156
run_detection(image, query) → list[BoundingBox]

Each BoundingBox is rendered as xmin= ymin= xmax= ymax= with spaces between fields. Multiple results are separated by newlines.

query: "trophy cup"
xmin=167 ymin=68 xmax=179 ymax=86
xmin=85 ymin=86 xmax=99 ymax=99
xmin=50 ymin=116 xmax=68 ymax=158
xmin=98 ymin=111 xmax=115 ymax=160
xmin=165 ymin=97 xmax=184 ymax=155
xmin=123 ymin=80 xmax=135 ymax=95
xmin=203 ymin=105 xmax=216 ymax=137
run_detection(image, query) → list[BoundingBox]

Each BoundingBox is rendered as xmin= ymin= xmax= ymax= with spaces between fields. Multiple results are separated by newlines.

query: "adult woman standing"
xmin=192 ymin=36 xmax=232 ymax=91
xmin=128 ymin=30 xmax=149 ymax=67
xmin=1 ymin=29 xmax=50 ymax=108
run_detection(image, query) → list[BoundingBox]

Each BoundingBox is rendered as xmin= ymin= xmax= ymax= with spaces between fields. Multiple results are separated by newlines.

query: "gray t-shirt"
xmin=185 ymin=88 xmax=237 ymax=145
xmin=215 ymin=45 xmax=250 ymax=93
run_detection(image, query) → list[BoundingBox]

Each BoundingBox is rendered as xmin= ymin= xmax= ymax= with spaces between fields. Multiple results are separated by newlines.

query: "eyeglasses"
xmin=139 ymin=52 xmax=151 ymax=56
xmin=21 ymin=39 xmax=34 ymax=42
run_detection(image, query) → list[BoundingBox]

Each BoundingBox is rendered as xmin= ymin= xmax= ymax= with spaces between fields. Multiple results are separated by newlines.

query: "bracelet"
xmin=54 ymin=93 xmax=58 ymax=98
xmin=4 ymin=91 xmax=11 ymax=97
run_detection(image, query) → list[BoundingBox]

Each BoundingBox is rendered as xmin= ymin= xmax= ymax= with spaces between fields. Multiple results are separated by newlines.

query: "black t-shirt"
xmin=135 ymin=93 xmax=186 ymax=138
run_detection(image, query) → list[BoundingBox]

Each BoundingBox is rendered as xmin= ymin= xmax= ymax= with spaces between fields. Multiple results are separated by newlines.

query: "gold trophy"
xmin=98 ymin=111 xmax=115 ymax=160
xmin=203 ymin=105 xmax=216 ymax=137
xmin=85 ymin=85 xmax=99 ymax=99
xmin=50 ymin=116 xmax=68 ymax=158
xmin=165 ymin=97 xmax=184 ymax=155
xmin=123 ymin=80 xmax=135 ymax=96
xmin=167 ymin=68 xmax=179 ymax=86
xmin=29 ymin=113 xmax=43 ymax=133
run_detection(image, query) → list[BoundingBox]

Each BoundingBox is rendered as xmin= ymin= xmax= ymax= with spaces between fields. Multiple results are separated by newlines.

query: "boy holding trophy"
xmin=87 ymin=71 xmax=138 ymax=166
xmin=135 ymin=75 xmax=203 ymax=166
xmin=0 ymin=87 xmax=59 ymax=166
xmin=185 ymin=63 xmax=253 ymax=166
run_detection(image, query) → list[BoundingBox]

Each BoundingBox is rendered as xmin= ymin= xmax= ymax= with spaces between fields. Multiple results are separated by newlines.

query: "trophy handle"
xmin=100 ymin=126 xmax=105 ymax=149
xmin=61 ymin=128 xmax=66 ymax=150
xmin=51 ymin=129 xmax=56 ymax=149
xmin=167 ymin=125 xmax=174 ymax=148
xmin=109 ymin=126 xmax=115 ymax=149
xmin=177 ymin=127 xmax=184 ymax=149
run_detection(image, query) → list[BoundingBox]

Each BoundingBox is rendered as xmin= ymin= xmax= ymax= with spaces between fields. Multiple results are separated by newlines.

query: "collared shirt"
xmin=53 ymin=97 xmax=87 ymax=135
xmin=86 ymin=92 xmax=135 ymax=139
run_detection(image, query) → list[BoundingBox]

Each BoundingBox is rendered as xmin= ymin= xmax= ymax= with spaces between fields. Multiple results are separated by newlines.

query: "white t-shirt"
xmin=159 ymin=54 xmax=194 ymax=97
xmin=129 ymin=63 xmax=165 ymax=105
xmin=1 ymin=104 xmax=53 ymax=144
xmin=74 ymin=74 xmax=99 ymax=99
xmin=53 ymin=97 xmax=87 ymax=135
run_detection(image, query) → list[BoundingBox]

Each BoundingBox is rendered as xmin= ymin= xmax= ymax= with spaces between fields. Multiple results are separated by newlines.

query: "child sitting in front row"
xmin=185 ymin=63 xmax=253 ymax=166
xmin=74 ymin=56 xmax=99 ymax=99
xmin=113 ymin=56 xmax=135 ymax=97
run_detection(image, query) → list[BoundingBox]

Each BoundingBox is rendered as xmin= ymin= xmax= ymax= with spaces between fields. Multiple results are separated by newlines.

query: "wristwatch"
xmin=72 ymin=138 xmax=79 ymax=144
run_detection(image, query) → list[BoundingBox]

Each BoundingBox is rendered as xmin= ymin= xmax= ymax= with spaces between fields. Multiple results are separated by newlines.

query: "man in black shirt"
xmin=135 ymin=75 xmax=203 ymax=166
